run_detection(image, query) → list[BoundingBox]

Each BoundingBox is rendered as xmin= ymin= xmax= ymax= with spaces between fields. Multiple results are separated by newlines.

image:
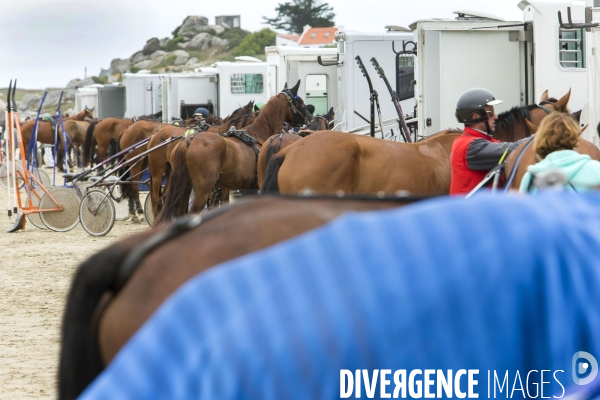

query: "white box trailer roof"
xmin=265 ymin=46 xmax=338 ymax=116
xmin=335 ymin=30 xmax=415 ymax=137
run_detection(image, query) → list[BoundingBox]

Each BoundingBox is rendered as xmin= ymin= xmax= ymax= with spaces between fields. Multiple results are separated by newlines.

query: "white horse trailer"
xmin=412 ymin=2 xmax=589 ymax=138
xmin=123 ymin=62 xmax=269 ymax=122
xmin=566 ymin=0 xmax=600 ymax=146
xmin=75 ymin=84 xmax=125 ymax=119
xmin=75 ymin=86 xmax=100 ymax=118
xmin=265 ymin=46 xmax=338 ymax=116
xmin=122 ymin=73 xmax=168 ymax=118
xmin=205 ymin=61 xmax=269 ymax=118
xmin=334 ymin=30 xmax=416 ymax=138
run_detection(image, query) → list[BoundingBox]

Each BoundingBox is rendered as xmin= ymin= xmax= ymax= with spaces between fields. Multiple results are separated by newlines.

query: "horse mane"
xmin=244 ymin=94 xmax=289 ymax=142
xmin=494 ymin=105 xmax=532 ymax=142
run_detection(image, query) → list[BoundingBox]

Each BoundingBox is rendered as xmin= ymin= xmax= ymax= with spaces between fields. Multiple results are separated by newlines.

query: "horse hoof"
xmin=131 ymin=215 xmax=145 ymax=224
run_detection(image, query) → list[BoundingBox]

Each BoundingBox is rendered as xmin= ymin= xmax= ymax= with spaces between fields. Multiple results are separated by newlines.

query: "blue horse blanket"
xmin=80 ymin=191 xmax=600 ymax=399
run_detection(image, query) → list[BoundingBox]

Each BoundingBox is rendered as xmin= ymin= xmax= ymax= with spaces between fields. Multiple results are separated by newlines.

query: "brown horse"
xmin=117 ymin=120 xmax=167 ymax=221
xmin=155 ymin=80 xmax=308 ymax=224
xmin=257 ymin=107 xmax=335 ymax=189
xmin=262 ymin=91 xmax=572 ymax=196
xmin=83 ymin=118 xmax=134 ymax=167
xmin=503 ymin=119 xmax=600 ymax=190
xmin=147 ymin=102 xmax=257 ymax=219
xmin=20 ymin=109 xmax=93 ymax=168
xmin=59 ymin=193 xmax=420 ymax=400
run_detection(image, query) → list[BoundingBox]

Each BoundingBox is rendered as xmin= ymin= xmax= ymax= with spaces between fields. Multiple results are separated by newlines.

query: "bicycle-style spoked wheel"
xmin=143 ymin=192 xmax=154 ymax=226
xmin=26 ymin=187 xmax=48 ymax=230
xmin=79 ymin=189 xmax=115 ymax=237
xmin=39 ymin=187 xmax=80 ymax=232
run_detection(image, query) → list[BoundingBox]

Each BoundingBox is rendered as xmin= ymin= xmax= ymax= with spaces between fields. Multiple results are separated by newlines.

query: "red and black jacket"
xmin=450 ymin=127 xmax=529 ymax=195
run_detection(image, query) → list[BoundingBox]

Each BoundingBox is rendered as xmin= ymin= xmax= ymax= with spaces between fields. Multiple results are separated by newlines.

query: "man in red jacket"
xmin=450 ymin=88 xmax=530 ymax=195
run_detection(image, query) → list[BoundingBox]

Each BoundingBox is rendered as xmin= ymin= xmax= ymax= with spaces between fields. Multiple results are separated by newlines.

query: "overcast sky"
xmin=0 ymin=0 xmax=523 ymax=89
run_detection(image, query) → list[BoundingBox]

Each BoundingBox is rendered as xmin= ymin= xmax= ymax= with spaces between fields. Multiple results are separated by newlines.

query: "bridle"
xmin=537 ymin=100 xmax=557 ymax=115
xmin=281 ymin=90 xmax=309 ymax=126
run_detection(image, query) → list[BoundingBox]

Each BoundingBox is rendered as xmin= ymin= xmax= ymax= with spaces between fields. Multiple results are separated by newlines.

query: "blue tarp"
xmin=80 ymin=192 xmax=600 ymax=399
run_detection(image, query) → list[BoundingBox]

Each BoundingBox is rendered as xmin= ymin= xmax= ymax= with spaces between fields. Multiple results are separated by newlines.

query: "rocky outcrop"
xmin=170 ymin=50 xmax=190 ymax=65
xmin=178 ymin=16 xmax=209 ymax=36
xmin=143 ymin=38 xmax=161 ymax=55
xmin=134 ymin=50 xmax=166 ymax=69
xmin=66 ymin=77 xmax=95 ymax=89
xmin=17 ymin=94 xmax=41 ymax=111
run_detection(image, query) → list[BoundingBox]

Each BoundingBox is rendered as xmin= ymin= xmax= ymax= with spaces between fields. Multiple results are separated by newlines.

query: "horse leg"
xmin=129 ymin=163 xmax=145 ymax=223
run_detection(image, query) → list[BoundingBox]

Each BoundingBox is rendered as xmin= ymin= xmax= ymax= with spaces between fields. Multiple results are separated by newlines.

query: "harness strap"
xmin=502 ymin=136 xmax=535 ymax=192
xmin=223 ymin=129 xmax=262 ymax=188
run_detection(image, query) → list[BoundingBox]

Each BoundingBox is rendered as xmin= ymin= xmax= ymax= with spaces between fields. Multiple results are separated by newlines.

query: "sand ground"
xmin=0 ymin=185 xmax=148 ymax=399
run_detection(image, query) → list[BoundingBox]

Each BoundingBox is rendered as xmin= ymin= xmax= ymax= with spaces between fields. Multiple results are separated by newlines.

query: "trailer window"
xmin=231 ymin=74 xmax=264 ymax=94
xmin=397 ymin=56 xmax=415 ymax=101
xmin=559 ymin=28 xmax=586 ymax=69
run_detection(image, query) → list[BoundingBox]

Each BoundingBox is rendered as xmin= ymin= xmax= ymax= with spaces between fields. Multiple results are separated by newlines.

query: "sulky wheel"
xmin=79 ymin=189 xmax=116 ymax=237
xmin=143 ymin=192 xmax=154 ymax=226
xmin=39 ymin=187 xmax=80 ymax=232
xmin=0 ymin=162 xmax=24 ymax=189
xmin=26 ymin=187 xmax=48 ymax=230
xmin=29 ymin=168 xmax=51 ymax=188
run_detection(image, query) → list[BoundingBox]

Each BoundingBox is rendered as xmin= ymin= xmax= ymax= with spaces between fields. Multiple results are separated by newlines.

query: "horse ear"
xmin=554 ymin=88 xmax=571 ymax=111
xmin=283 ymin=82 xmax=288 ymax=90
xmin=525 ymin=118 xmax=539 ymax=134
xmin=539 ymin=90 xmax=549 ymax=103
xmin=291 ymin=80 xmax=301 ymax=96
xmin=328 ymin=107 xmax=334 ymax=117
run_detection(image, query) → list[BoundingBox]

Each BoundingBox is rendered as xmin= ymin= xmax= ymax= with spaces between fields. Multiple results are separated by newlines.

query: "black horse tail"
xmin=83 ymin=120 xmax=98 ymax=167
xmin=58 ymin=232 xmax=152 ymax=400
xmin=155 ymin=143 xmax=191 ymax=225
xmin=262 ymin=154 xmax=285 ymax=193
xmin=264 ymin=136 xmax=284 ymax=168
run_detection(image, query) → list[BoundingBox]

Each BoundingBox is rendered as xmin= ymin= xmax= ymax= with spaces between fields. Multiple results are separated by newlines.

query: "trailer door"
xmin=417 ymin=23 xmax=528 ymax=136
xmin=97 ymin=86 xmax=125 ymax=119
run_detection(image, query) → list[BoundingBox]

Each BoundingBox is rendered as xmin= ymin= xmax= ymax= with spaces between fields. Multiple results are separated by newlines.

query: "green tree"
xmin=263 ymin=0 xmax=335 ymax=34
xmin=233 ymin=28 xmax=277 ymax=56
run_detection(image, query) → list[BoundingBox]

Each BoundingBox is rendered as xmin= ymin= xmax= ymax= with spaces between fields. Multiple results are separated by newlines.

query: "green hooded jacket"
xmin=519 ymin=149 xmax=600 ymax=193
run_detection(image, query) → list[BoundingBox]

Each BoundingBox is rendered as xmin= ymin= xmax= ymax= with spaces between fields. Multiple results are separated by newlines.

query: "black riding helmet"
xmin=455 ymin=88 xmax=503 ymax=125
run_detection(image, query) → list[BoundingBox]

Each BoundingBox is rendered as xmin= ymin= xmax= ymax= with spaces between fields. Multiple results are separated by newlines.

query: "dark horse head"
xmin=282 ymin=80 xmax=308 ymax=128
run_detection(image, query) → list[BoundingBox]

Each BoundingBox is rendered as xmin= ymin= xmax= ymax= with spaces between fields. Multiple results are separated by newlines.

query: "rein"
xmin=502 ymin=136 xmax=535 ymax=192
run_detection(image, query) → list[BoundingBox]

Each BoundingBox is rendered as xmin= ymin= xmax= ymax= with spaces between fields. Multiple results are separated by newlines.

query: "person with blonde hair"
xmin=519 ymin=112 xmax=600 ymax=192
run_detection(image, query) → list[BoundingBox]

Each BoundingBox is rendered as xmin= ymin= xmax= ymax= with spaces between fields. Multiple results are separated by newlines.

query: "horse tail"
xmin=262 ymin=154 xmax=285 ymax=193
xmin=264 ymin=136 xmax=283 ymax=167
xmin=155 ymin=143 xmax=191 ymax=224
xmin=83 ymin=121 xmax=98 ymax=166
xmin=58 ymin=240 xmax=133 ymax=400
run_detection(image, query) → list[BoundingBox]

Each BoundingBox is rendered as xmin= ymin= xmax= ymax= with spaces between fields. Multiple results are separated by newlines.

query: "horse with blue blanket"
xmin=61 ymin=190 xmax=600 ymax=400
